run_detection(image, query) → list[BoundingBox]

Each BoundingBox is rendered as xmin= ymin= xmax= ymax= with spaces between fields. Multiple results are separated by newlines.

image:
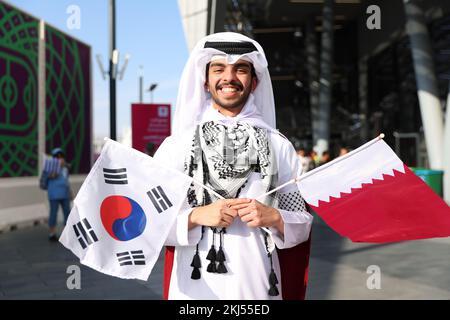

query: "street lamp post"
xmin=109 ymin=0 xmax=117 ymax=140
xmin=139 ymin=65 xmax=143 ymax=103
xmin=95 ymin=0 xmax=130 ymax=141
xmin=147 ymin=83 xmax=158 ymax=103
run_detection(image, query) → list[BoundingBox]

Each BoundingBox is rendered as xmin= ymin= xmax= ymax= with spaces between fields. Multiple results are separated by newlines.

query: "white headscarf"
xmin=173 ymin=32 xmax=277 ymax=137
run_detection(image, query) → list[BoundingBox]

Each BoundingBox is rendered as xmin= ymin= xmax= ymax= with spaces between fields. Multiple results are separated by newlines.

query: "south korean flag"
xmin=59 ymin=138 xmax=193 ymax=281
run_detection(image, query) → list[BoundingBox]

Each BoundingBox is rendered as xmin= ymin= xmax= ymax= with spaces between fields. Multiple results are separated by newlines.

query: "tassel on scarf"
xmin=206 ymin=228 xmax=218 ymax=273
xmin=190 ymin=226 xmax=205 ymax=280
xmin=190 ymin=245 xmax=202 ymax=280
xmin=207 ymin=261 xmax=217 ymax=273
xmin=216 ymin=239 xmax=226 ymax=277
xmin=216 ymin=246 xmax=226 ymax=262
xmin=206 ymin=245 xmax=217 ymax=261
xmin=190 ymin=252 xmax=201 ymax=268
xmin=268 ymin=268 xmax=279 ymax=296
xmin=191 ymin=267 xmax=201 ymax=280
xmin=269 ymin=268 xmax=278 ymax=285
xmin=268 ymin=284 xmax=279 ymax=296
xmin=264 ymin=233 xmax=279 ymax=297
xmin=216 ymin=261 xmax=227 ymax=273
xmin=216 ymin=229 xmax=228 ymax=273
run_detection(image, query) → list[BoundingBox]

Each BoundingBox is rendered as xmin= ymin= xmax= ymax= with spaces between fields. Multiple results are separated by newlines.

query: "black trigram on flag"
xmin=103 ymin=168 xmax=128 ymax=184
xmin=116 ymin=250 xmax=146 ymax=266
xmin=147 ymin=186 xmax=173 ymax=213
xmin=73 ymin=218 xmax=98 ymax=249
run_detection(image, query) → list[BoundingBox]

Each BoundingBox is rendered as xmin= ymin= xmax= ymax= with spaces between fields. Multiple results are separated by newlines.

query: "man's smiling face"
xmin=205 ymin=58 xmax=257 ymax=114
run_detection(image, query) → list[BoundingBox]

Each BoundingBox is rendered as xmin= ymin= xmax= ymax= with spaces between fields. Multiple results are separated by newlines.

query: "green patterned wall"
xmin=45 ymin=25 xmax=91 ymax=174
xmin=0 ymin=2 xmax=91 ymax=177
xmin=0 ymin=2 xmax=39 ymax=177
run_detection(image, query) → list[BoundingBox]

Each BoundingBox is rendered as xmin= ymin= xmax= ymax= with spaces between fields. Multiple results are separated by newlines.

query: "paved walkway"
xmin=307 ymin=218 xmax=450 ymax=299
xmin=0 ymin=225 xmax=163 ymax=299
xmin=1 ymin=217 xmax=449 ymax=299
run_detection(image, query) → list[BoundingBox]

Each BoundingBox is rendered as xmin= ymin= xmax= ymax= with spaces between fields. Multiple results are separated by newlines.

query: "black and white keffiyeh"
xmin=185 ymin=121 xmax=278 ymax=206
xmin=184 ymin=120 xmax=278 ymax=282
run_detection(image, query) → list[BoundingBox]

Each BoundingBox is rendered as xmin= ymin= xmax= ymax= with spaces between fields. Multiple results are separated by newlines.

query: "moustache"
xmin=216 ymin=81 xmax=243 ymax=91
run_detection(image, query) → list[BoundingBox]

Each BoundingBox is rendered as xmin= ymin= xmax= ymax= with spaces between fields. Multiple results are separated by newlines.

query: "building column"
xmin=179 ymin=0 xmax=209 ymax=51
xmin=403 ymin=0 xmax=444 ymax=169
xmin=358 ymin=55 xmax=369 ymax=143
xmin=207 ymin=0 xmax=226 ymax=34
xmin=38 ymin=20 xmax=46 ymax=173
xmin=315 ymin=0 xmax=334 ymax=156
xmin=306 ymin=18 xmax=320 ymax=148
xmin=444 ymin=82 xmax=450 ymax=203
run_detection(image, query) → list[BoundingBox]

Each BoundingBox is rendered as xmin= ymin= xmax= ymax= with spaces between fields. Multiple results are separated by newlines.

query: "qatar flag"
xmin=297 ymin=137 xmax=450 ymax=243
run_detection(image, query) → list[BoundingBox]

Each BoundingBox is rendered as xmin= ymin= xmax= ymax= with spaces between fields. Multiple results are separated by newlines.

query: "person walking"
xmin=45 ymin=148 xmax=71 ymax=241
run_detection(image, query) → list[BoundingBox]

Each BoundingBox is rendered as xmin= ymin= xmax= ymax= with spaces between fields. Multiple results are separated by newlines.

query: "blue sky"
xmin=7 ymin=0 xmax=189 ymax=139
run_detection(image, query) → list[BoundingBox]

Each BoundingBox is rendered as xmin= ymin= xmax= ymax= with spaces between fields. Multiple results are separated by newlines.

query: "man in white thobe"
xmin=154 ymin=32 xmax=313 ymax=300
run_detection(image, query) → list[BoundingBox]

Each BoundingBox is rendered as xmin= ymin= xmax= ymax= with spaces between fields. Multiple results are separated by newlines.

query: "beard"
xmin=209 ymin=80 xmax=253 ymax=110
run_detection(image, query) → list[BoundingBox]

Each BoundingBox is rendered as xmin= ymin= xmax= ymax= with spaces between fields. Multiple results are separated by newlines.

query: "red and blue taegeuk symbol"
xmin=100 ymin=195 xmax=146 ymax=241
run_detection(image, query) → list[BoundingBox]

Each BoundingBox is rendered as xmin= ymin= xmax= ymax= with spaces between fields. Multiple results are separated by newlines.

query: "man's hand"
xmin=188 ymin=198 xmax=251 ymax=229
xmin=230 ymin=199 xmax=284 ymax=235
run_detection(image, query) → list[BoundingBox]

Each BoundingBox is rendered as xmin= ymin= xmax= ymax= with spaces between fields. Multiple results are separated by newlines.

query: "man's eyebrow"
xmin=234 ymin=63 xmax=252 ymax=69
xmin=209 ymin=62 xmax=252 ymax=69
xmin=209 ymin=62 xmax=226 ymax=68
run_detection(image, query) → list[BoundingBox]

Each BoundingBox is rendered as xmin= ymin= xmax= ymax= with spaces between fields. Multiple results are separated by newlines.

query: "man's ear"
xmin=251 ymin=77 xmax=258 ymax=92
xmin=204 ymin=63 xmax=210 ymax=91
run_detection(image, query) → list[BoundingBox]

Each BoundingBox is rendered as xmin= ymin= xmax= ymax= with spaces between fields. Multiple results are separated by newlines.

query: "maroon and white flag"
xmin=296 ymin=136 xmax=450 ymax=243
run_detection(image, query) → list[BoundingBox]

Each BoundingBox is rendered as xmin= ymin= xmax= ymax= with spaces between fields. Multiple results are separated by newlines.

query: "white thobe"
xmin=154 ymin=128 xmax=313 ymax=300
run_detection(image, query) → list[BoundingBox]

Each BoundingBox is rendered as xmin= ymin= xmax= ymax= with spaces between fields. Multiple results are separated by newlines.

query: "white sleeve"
xmin=153 ymin=136 xmax=177 ymax=167
xmin=268 ymin=140 xmax=313 ymax=249
xmin=154 ymin=136 xmax=203 ymax=247
xmin=164 ymin=198 xmax=203 ymax=246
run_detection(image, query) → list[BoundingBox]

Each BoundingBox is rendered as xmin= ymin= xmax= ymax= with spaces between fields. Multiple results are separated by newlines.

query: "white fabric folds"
xmin=173 ymin=32 xmax=277 ymax=136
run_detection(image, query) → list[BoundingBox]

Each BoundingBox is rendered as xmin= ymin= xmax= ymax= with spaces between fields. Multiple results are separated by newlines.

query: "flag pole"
xmin=256 ymin=134 xmax=385 ymax=200
xmin=191 ymin=178 xmax=225 ymax=200
xmin=256 ymin=178 xmax=297 ymax=201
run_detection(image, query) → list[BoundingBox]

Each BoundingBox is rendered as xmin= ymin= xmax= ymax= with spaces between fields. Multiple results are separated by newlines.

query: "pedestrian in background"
xmin=43 ymin=148 xmax=72 ymax=242
xmin=339 ymin=146 xmax=349 ymax=156
xmin=320 ymin=150 xmax=331 ymax=165
xmin=296 ymin=148 xmax=311 ymax=174
xmin=308 ymin=149 xmax=319 ymax=171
